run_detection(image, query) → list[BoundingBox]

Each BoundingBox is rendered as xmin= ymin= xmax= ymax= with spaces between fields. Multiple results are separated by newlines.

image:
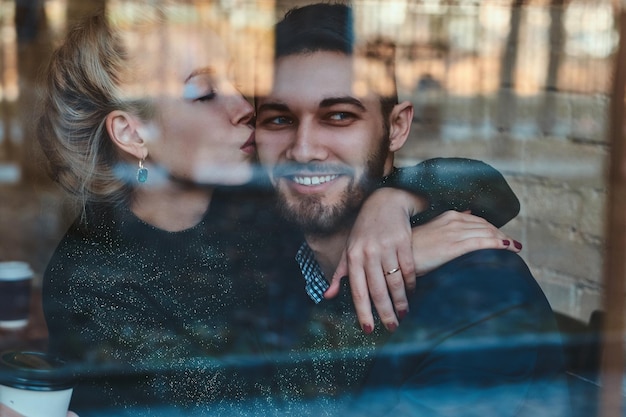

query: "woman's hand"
xmin=409 ymin=210 xmax=521 ymax=277
xmin=326 ymin=187 xmax=521 ymax=334
xmin=325 ymin=188 xmax=427 ymax=334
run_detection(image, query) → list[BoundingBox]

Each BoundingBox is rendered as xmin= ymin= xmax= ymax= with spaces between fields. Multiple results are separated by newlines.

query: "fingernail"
xmin=362 ymin=324 xmax=373 ymax=335
xmin=513 ymin=240 xmax=523 ymax=250
xmin=387 ymin=322 xmax=397 ymax=333
xmin=502 ymin=239 xmax=510 ymax=246
xmin=398 ymin=309 xmax=408 ymax=320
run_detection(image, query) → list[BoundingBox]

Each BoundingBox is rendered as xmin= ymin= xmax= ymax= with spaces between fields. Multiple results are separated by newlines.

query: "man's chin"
xmin=277 ymin=194 xmax=357 ymax=237
xmin=273 ymin=167 xmax=379 ymax=236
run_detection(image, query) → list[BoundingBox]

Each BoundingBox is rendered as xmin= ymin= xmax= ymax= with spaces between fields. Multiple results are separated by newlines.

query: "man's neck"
xmin=305 ymin=230 xmax=350 ymax=280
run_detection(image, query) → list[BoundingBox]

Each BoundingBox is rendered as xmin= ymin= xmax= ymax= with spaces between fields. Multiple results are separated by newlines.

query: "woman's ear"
xmin=388 ymin=101 xmax=414 ymax=153
xmin=106 ymin=110 xmax=148 ymax=160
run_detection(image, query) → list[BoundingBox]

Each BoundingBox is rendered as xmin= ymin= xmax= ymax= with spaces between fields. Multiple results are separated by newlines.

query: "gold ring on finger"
xmin=385 ymin=267 xmax=400 ymax=276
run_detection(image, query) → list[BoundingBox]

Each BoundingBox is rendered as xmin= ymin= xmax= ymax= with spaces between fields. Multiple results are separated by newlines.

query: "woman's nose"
xmin=220 ymin=77 xmax=254 ymax=126
xmin=231 ymin=94 xmax=254 ymax=126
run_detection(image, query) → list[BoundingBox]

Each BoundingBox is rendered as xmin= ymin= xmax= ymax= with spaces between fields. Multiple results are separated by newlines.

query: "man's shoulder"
xmin=395 ymin=248 xmax=560 ymax=360
xmin=414 ymin=249 xmax=551 ymax=318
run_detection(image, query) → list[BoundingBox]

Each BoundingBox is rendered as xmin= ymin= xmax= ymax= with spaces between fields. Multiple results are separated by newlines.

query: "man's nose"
xmin=285 ymin=120 xmax=328 ymax=162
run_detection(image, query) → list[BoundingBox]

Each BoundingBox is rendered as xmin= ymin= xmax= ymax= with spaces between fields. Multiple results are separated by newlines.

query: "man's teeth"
xmin=292 ymin=175 xmax=338 ymax=186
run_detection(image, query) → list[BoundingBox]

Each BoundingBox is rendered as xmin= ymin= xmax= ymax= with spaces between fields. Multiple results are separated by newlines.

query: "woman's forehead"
xmin=125 ymin=23 xmax=228 ymax=60
xmin=161 ymin=28 xmax=230 ymax=73
xmin=119 ymin=26 xmax=230 ymax=98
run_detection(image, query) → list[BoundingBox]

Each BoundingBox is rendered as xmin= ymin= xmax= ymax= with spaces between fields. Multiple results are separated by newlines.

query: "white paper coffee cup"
xmin=0 ymin=351 xmax=74 ymax=417
xmin=0 ymin=262 xmax=33 ymax=329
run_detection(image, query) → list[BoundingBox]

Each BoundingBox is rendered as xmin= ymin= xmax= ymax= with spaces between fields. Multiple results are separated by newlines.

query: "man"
xmin=254 ymin=3 xmax=570 ymax=416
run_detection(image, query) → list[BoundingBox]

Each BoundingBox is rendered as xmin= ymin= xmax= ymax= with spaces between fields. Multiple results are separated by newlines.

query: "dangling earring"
xmin=137 ymin=158 xmax=148 ymax=183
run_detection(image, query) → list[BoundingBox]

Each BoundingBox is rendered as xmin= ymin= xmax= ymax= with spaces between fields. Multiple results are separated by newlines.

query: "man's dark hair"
xmin=275 ymin=3 xmax=354 ymax=58
xmin=274 ymin=3 xmax=398 ymax=124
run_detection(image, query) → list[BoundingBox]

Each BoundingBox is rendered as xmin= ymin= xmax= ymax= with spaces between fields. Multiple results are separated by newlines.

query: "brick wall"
xmin=397 ymin=92 xmax=609 ymax=323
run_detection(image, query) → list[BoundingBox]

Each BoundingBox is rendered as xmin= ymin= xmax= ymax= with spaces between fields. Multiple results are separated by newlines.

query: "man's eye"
xmin=328 ymin=112 xmax=354 ymax=122
xmin=274 ymin=116 xmax=293 ymax=125
xmin=259 ymin=116 xmax=292 ymax=126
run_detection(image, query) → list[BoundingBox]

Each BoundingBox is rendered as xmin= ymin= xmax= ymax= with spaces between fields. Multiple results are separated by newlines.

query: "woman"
xmin=35 ymin=3 xmax=519 ymax=415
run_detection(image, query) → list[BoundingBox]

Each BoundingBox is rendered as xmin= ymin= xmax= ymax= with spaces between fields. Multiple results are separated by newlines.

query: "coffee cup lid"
xmin=0 ymin=262 xmax=33 ymax=280
xmin=0 ymin=351 xmax=74 ymax=391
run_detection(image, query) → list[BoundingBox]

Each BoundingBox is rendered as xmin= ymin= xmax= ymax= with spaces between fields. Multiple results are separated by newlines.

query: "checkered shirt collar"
xmin=295 ymin=241 xmax=330 ymax=304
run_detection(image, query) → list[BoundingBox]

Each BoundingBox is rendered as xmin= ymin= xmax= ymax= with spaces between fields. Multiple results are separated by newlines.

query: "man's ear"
xmin=105 ymin=110 xmax=148 ymax=160
xmin=388 ymin=101 xmax=414 ymax=152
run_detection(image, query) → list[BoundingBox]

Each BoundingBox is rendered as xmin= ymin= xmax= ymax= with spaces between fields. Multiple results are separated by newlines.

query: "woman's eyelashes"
xmin=195 ymin=90 xmax=217 ymax=102
xmin=183 ymin=83 xmax=217 ymax=102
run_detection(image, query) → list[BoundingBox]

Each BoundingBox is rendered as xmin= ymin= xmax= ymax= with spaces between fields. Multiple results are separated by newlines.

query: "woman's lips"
xmin=240 ymin=132 xmax=256 ymax=155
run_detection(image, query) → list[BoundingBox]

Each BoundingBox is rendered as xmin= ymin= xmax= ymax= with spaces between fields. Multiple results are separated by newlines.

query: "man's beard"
xmin=274 ymin=137 xmax=389 ymax=237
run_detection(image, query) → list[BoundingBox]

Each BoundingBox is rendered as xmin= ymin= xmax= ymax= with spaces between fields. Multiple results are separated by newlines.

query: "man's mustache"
xmin=272 ymin=163 xmax=355 ymax=178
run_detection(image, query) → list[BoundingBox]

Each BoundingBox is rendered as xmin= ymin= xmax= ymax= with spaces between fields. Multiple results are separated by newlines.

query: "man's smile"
xmin=272 ymin=163 xmax=353 ymax=192
xmin=291 ymin=174 xmax=339 ymax=186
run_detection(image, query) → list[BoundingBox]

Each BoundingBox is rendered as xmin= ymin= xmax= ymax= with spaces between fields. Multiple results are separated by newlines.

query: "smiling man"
xmin=256 ymin=5 xmax=414 ymax=277
xmin=254 ymin=3 xmax=571 ymax=416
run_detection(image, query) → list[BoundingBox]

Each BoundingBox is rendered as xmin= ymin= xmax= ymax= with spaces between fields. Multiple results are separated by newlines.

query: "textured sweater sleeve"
xmin=379 ymin=158 xmax=520 ymax=228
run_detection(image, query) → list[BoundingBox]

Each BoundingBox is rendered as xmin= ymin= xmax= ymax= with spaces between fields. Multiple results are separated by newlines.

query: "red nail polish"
xmin=362 ymin=324 xmax=373 ymax=334
xmin=502 ymin=239 xmax=510 ymax=246
xmin=387 ymin=322 xmax=397 ymax=332
xmin=398 ymin=309 xmax=408 ymax=320
xmin=514 ymin=240 xmax=523 ymax=250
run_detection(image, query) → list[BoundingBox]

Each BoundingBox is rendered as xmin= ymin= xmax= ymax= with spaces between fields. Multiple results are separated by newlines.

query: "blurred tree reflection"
xmin=496 ymin=0 xmax=524 ymax=132
xmin=14 ymin=0 xmax=43 ymax=43
xmin=15 ymin=0 xmax=48 ymax=183
xmin=540 ymin=0 xmax=566 ymax=134
xmin=16 ymin=0 xmax=104 ymax=182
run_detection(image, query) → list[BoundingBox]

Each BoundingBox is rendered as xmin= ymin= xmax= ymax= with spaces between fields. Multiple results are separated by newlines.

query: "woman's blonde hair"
xmin=36 ymin=9 xmax=154 ymax=213
xmin=37 ymin=2 xmax=232 ymax=215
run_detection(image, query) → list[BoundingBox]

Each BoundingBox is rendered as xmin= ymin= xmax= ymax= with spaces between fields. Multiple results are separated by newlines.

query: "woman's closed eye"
xmin=195 ymin=90 xmax=217 ymax=102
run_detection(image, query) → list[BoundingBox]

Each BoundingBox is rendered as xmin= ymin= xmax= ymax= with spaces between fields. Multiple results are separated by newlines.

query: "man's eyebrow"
xmin=319 ymin=96 xmax=366 ymax=111
xmin=185 ymin=67 xmax=215 ymax=83
xmin=256 ymin=102 xmax=290 ymax=113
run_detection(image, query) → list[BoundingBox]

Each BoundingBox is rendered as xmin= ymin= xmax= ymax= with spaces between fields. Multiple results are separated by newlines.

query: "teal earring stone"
xmin=137 ymin=167 xmax=148 ymax=183
xmin=137 ymin=159 xmax=148 ymax=183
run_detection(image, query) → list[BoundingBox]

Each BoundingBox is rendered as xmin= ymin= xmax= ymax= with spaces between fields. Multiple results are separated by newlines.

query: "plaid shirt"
xmin=295 ymin=241 xmax=329 ymax=303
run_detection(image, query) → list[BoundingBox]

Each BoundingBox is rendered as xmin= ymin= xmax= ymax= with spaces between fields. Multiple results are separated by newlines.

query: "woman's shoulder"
xmin=44 ymin=203 xmax=129 ymax=279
